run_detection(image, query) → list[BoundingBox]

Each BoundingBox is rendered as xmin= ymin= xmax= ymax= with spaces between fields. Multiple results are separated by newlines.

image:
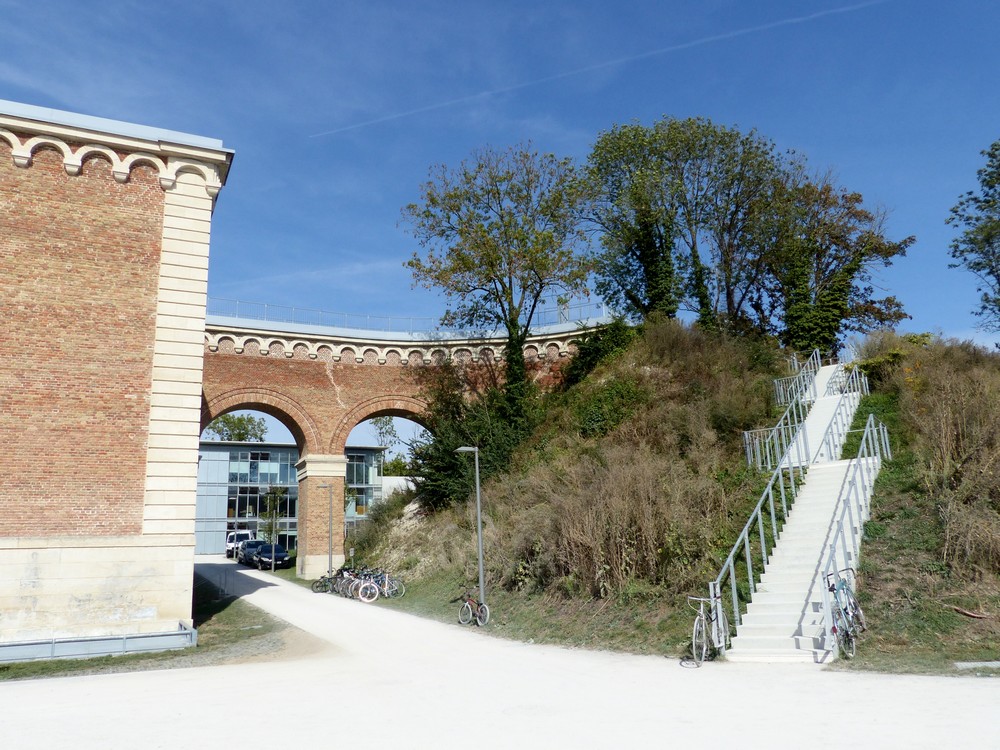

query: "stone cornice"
xmin=0 ymin=109 xmax=232 ymax=197
xmin=204 ymin=321 xmax=583 ymax=365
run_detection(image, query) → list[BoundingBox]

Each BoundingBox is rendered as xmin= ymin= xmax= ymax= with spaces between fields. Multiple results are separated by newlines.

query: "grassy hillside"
xmin=357 ymin=322 xmax=1000 ymax=670
xmin=836 ymin=334 xmax=1000 ymax=672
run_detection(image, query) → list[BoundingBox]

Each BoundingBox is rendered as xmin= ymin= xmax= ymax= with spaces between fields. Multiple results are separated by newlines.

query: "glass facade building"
xmin=195 ymin=441 xmax=383 ymax=554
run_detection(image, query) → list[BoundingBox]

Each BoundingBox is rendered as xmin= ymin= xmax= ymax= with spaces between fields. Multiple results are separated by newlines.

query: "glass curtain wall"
xmin=227 ymin=448 xmax=299 ymax=550
xmin=345 ymin=451 xmax=383 ymax=533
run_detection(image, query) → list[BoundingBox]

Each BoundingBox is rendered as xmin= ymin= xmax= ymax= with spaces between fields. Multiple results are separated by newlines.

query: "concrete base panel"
xmin=0 ymin=536 xmax=195 ymax=642
xmin=298 ymin=553 xmax=345 ymax=581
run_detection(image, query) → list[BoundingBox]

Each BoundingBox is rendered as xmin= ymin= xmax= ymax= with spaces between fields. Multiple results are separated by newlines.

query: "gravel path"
xmin=2 ymin=557 xmax=998 ymax=749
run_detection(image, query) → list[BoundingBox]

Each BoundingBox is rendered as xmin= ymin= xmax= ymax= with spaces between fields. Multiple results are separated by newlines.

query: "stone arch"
xmin=328 ymin=395 xmax=428 ymax=454
xmin=202 ymin=388 xmax=322 ymax=456
xmin=22 ymin=135 xmax=75 ymax=166
xmin=0 ymin=129 xmax=18 ymax=151
xmin=121 ymin=151 xmax=167 ymax=175
xmin=167 ymin=161 xmax=222 ymax=196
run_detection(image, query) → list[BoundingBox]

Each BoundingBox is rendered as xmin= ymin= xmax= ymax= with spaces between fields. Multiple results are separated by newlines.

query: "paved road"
xmin=3 ymin=557 xmax=997 ymax=749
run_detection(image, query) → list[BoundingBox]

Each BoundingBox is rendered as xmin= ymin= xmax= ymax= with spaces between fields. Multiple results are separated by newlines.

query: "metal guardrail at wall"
xmin=0 ymin=622 xmax=197 ymax=663
xmin=207 ymin=297 xmax=614 ymax=334
xmin=819 ymin=414 xmax=891 ymax=651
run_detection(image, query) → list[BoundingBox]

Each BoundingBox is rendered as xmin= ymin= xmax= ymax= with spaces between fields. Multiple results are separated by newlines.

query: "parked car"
xmin=255 ymin=544 xmax=291 ymax=570
xmin=225 ymin=530 xmax=254 ymax=558
xmin=236 ymin=539 xmax=267 ymax=566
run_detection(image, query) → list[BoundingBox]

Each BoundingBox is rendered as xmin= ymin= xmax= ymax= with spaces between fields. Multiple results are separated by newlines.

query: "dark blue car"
xmin=255 ymin=544 xmax=291 ymax=570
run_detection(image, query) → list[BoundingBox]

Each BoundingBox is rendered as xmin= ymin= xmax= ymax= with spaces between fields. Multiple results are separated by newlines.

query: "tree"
xmin=587 ymin=117 xmax=783 ymax=329
xmin=403 ymin=143 xmax=593 ymax=420
xmin=203 ymin=413 xmax=267 ymax=442
xmin=382 ymin=454 xmax=411 ymax=476
xmin=765 ymin=172 xmax=913 ymax=352
xmin=587 ymin=117 xmax=912 ymax=349
xmin=368 ymin=415 xmax=400 ymax=452
xmin=258 ymin=486 xmax=287 ymax=546
xmin=587 ymin=123 xmax=681 ymax=319
xmin=948 ymin=139 xmax=1000 ymax=331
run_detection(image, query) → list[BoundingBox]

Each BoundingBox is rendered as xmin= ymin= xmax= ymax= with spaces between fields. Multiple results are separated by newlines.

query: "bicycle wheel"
xmin=358 ymin=581 xmax=379 ymax=603
xmin=691 ymin=615 xmax=707 ymax=666
xmin=838 ymin=626 xmax=856 ymax=659
xmin=388 ymin=577 xmax=405 ymax=598
xmin=311 ymin=578 xmax=330 ymax=593
xmin=833 ymin=609 xmax=856 ymax=659
xmin=458 ymin=600 xmax=474 ymax=625
xmin=716 ymin=607 xmax=731 ymax=652
xmin=476 ymin=603 xmax=490 ymax=627
xmin=845 ymin=588 xmax=867 ymax=632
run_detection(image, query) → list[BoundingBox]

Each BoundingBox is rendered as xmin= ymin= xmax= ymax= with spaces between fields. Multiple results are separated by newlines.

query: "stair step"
xmin=725 ymin=650 xmax=827 ymax=664
xmin=737 ymin=622 xmax=826 ymax=638
xmin=728 ymin=370 xmax=874 ymax=667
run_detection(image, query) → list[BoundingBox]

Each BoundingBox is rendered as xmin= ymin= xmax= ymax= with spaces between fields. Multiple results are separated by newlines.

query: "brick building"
xmin=0 ymin=100 xmax=232 ymax=649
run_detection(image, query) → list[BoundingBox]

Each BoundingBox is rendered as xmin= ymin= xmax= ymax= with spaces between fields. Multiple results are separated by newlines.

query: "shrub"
xmin=561 ymin=318 xmax=638 ymax=388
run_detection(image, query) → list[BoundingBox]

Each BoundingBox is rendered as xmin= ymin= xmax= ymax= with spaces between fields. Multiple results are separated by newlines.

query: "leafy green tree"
xmin=258 ymin=486 xmax=287 ymax=547
xmin=203 ymin=412 xmax=267 ymax=442
xmin=588 ymin=123 xmax=681 ymax=319
xmin=403 ymin=143 xmax=593 ymax=421
xmin=766 ymin=172 xmax=913 ymax=352
xmin=948 ymin=139 xmax=1000 ymax=331
xmin=382 ymin=454 xmax=412 ymax=476
xmin=587 ymin=117 xmax=912 ymax=349
xmin=405 ymin=360 xmax=536 ymax=511
xmin=587 ymin=117 xmax=783 ymax=330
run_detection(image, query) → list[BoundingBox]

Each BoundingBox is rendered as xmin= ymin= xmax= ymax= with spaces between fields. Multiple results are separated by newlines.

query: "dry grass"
xmin=367 ymin=327 xmax=1000 ymax=668
xmin=360 ymin=319 xmax=780 ymax=605
xmin=886 ymin=336 xmax=1000 ymax=573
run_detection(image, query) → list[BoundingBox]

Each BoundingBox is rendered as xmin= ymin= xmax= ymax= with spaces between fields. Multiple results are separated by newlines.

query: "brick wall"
xmin=0 ymin=145 xmax=164 ymax=537
xmin=0 ymin=103 xmax=230 ymax=645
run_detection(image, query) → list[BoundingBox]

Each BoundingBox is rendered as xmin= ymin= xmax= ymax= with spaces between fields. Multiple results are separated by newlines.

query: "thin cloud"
xmin=310 ymin=1 xmax=890 ymax=138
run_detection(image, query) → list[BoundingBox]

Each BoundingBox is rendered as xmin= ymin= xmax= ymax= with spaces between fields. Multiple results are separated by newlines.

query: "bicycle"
xmin=457 ymin=588 xmax=490 ymax=627
xmin=826 ymin=568 xmax=867 ymax=659
xmin=687 ymin=594 xmax=730 ymax=666
xmin=310 ymin=571 xmax=335 ymax=593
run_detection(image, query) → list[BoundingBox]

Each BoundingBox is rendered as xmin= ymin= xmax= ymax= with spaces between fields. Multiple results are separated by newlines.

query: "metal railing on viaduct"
xmin=207 ymin=297 xmax=614 ymax=337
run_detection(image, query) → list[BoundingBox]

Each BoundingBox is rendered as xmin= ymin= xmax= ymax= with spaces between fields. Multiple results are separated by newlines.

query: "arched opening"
xmin=345 ymin=416 xmax=428 ymax=533
xmin=197 ymin=407 xmax=303 ymax=559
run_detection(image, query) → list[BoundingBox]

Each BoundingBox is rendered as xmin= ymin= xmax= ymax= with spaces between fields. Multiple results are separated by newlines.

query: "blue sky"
xmin=2 ymin=1 xmax=997 ymax=443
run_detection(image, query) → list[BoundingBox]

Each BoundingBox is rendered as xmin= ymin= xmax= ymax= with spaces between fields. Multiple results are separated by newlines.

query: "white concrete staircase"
xmin=725 ymin=363 xmax=863 ymax=664
xmin=726 ymin=462 xmax=850 ymax=663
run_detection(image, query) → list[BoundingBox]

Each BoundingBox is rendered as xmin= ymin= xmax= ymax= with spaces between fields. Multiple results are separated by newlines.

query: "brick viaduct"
xmin=202 ymin=318 xmax=586 ymax=578
xmin=0 ymin=97 xmax=599 ymax=650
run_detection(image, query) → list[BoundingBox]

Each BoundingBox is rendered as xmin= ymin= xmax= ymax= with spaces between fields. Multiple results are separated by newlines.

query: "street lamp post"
xmin=455 ymin=446 xmax=486 ymax=608
xmin=317 ymin=483 xmax=334 ymax=575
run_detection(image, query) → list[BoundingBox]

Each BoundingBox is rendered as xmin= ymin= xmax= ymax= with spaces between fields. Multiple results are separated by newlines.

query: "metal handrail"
xmin=819 ymin=414 xmax=891 ymax=652
xmin=773 ymin=374 xmax=803 ymax=406
xmin=743 ymin=349 xmax=821 ymax=471
xmin=811 ymin=366 xmax=870 ymax=463
xmin=709 ymin=454 xmax=809 ymax=650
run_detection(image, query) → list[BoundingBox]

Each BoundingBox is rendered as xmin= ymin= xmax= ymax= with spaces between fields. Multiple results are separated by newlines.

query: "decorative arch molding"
xmin=204 ymin=327 xmax=580 ymax=365
xmin=328 ymin=395 xmax=428 ymax=454
xmin=202 ymin=388 xmax=322 ymax=455
xmin=0 ymin=127 xmax=223 ymax=197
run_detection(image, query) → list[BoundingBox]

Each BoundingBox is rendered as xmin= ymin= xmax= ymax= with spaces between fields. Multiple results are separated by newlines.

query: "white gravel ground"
xmin=2 ymin=556 xmax=997 ymax=750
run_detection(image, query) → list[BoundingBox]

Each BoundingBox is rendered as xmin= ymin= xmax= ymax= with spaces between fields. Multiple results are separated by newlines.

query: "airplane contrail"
xmin=309 ymin=1 xmax=890 ymax=138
